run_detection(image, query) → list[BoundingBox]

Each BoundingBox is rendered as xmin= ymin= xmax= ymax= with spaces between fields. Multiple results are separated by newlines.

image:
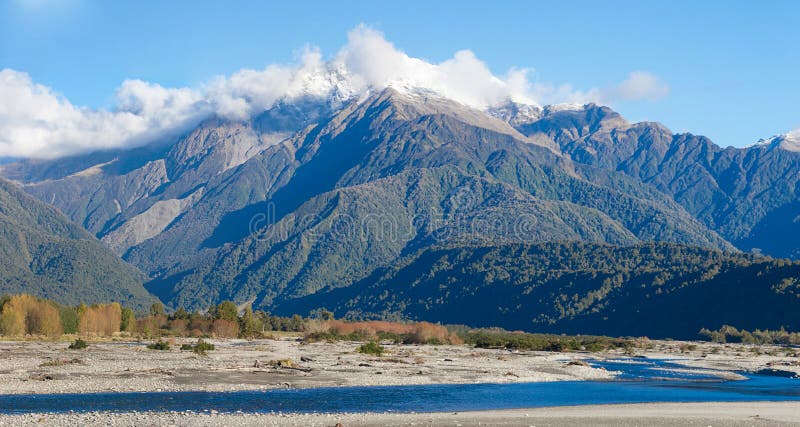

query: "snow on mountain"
xmin=749 ymin=130 xmax=800 ymax=152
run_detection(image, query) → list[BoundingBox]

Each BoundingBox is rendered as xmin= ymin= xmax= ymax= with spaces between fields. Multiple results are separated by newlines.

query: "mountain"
xmin=275 ymin=242 xmax=800 ymax=339
xmin=0 ymin=178 xmax=154 ymax=309
xmin=151 ymin=91 xmax=734 ymax=309
xmin=506 ymin=104 xmax=800 ymax=258
xmin=1 ymin=87 xmax=797 ymax=325
xmin=41 ymin=88 xmax=722 ymax=310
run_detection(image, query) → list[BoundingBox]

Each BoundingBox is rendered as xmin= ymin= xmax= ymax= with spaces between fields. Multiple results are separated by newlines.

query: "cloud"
xmin=615 ymin=71 xmax=670 ymax=102
xmin=0 ymin=25 xmax=668 ymax=159
xmin=0 ymin=70 xmax=208 ymax=158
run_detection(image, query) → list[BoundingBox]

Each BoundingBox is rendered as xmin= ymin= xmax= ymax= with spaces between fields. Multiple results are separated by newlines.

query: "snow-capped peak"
xmin=749 ymin=131 xmax=800 ymax=152
xmin=487 ymin=101 xmax=543 ymax=127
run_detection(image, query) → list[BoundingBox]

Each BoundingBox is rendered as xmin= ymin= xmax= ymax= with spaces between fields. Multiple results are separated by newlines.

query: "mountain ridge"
xmin=0 ymin=177 xmax=155 ymax=309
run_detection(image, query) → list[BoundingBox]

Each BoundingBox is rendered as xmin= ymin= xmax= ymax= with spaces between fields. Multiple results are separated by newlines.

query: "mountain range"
xmin=2 ymin=87 xmax=799 ymax=337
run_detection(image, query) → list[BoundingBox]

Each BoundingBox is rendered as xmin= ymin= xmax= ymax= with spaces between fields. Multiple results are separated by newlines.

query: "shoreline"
xmin=0 ymin=402 xmax=799 ymax=426
xmin=0 ymin=337 xmax=797 ymax=395
xmin=1 ymin=338 xmax=799 ymax=424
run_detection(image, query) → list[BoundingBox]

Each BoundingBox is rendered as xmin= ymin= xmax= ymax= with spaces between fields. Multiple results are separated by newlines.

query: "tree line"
xmin=0 ymin=294 xmax=307 ymax=338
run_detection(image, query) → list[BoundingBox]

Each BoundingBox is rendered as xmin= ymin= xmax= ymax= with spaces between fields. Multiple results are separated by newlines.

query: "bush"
xmin=68 ymin=339 xmax=88 ymax=350
xmin=193 ymin=339 xmax=215 ymax=353
xmin=462 ymin=330 xmax=631 ymax=352
xmin=404 ymin=322 xmax=461 ymax=345
xmin=357 ymin=341 xmax=385 ymax=356
xmin=180 ymin=339 xmax=215 ymax=354
xmin=211 ymin=319 xmax=239 ymax=338
xmin=147 ymin=340 xmax=170 ymax=350
xmin=303 ymin=320 xmax=461 ymax=345
xmin=698 ymin=325 xmax=800 ymax=345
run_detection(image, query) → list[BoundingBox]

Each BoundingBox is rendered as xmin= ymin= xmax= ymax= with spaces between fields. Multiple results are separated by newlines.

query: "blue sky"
xmin=1 ymin=0 xmax=798 ymax=153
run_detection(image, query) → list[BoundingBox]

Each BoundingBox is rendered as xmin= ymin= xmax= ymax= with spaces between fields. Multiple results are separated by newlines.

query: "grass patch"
xmin=146 ymin=340 xmax=171 ymax=350
xmin=180 ymin=339 xmax=215 ymax=355
xmin=68 ymin=339 xmax=88 ymax=350
xmin=357 ymin=341 xmax=385 ymax=356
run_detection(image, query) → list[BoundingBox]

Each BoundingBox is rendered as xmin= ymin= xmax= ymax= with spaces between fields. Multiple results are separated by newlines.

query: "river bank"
xmin=0 ymin=337 xmax=797 ymax=395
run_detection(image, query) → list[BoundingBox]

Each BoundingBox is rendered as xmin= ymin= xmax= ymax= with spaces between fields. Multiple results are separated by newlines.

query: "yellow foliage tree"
xmin=0 ymin=294 xmax=62 ymax=337
xmin=78 ymin=303 xmax=122 ymax=336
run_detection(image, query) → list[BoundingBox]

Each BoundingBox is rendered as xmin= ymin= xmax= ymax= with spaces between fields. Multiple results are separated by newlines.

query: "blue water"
xmin=1 ymin=359 xmax=798 ymax=414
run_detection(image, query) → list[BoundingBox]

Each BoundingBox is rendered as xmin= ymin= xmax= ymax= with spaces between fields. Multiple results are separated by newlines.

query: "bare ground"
xmin=0 ymin=338 xmax=799 ymax=425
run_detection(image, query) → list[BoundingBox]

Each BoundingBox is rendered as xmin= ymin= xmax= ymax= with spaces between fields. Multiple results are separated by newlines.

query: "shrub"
xmin=357 ymin=341 xmax=385 ymax=356
xmin=180 ymin=339 xmax=215 ymax=354
xmin=168 ymin=319 xmax=188 ymax=335
xmin=137 ymin=315 xmax=167 ymax=338
xmin=193 ymin=339 xmax=215 ymax=354
xmin=211 ymin=319 xmax=239 ymax=338
xmin=462 ymin=330 xmax=631 ymax=352
xmin=147 ymin=340 xmax=170 ymax=350
xmin=68 ymin=339 xmax=88 ymax=350
xmin=404 ymin=322 xmax=462 ymax=345
xmin=303 ymin=320 xmax=461 ymax=345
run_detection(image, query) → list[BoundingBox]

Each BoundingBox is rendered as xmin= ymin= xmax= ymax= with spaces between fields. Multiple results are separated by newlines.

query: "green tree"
xmin=59 ymin=306 xmax=79 ymax=334
xmin=172 ymin=307 xmax=189 ymax=320
xmin=214 ymin=301 xmax=239 ymax=322
xmin=239 ymin=306 xmax=260 ymax=338
xmin=310 ymin=308 xmax=334 ymax=320
xmin=149 ymin=302 xmax=165 ymax=317
xmin=289 ymin=314 xmax=305 ymax=332
xmin=120 ymin=307 xmax=136 ymax=332
xmin=255 ymin=310 xmax=272 ymax=332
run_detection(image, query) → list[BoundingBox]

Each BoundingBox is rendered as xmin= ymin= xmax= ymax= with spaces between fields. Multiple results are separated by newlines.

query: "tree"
xmin=255 ymin=310 xmax=272 ymax=332
xmin=59 ymin=306 xmax=79 ymax=334
xmin=214 ymin=301 xmax=239 ymax=323
xmin=172 ymin=307 xmax=189 ymax=320
xmin=120 ymin=307 xmax=136 ymax=333
xmin=150 ymin=302 xmax=165 ymax=317
xmin=289 ymin=314 xmax=305 ymax=332
xmin=239 ymin=306 xmax=260 ymax=338
xmin=78 ymin=303 xmax=122 ymax=336
xmin=309 ymin=308 xmax=334 ymax=321
xmin=0 ymin=294 xmax=62 ymax=337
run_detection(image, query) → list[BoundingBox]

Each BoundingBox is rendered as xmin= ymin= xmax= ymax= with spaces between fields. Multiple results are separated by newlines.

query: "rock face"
xmin=0 ymin=178 xmax=154 ymax=309
xmin=1 ymin=88 xmax=799 ymax=317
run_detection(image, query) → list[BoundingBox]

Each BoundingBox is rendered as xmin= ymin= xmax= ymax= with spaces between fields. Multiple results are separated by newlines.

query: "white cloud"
xmin=0 ymin=25 xmax=669 ymax=159
xmin=0 ymin=70 xmax=208 ymax=158
xmin=615 ymin=71 xmax=670 ymax=102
